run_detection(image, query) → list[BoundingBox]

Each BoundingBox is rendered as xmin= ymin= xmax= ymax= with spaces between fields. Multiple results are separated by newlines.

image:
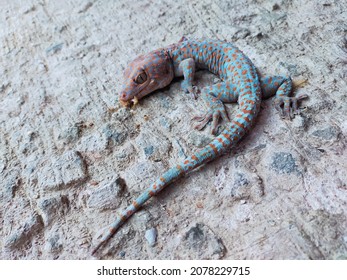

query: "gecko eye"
xmin=135 ymin=72 xmax=147 ymax=84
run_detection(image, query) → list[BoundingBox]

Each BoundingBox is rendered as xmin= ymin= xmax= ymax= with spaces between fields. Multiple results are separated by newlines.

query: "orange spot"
xmin=184 ymin=160 xmax=190 ymax=164
xmin=242 ymin=108 xmax=253 ymax=114
xmin=242 ymin=70 xmax=247 ymax=75
xmin=217 ymin=137 xmax=228 ymax=147
xmin=233 ymin=120 xmax=245 ymax=129
xmin=245 ymin=99 xmax=255 ymax=105
xmin=243 ymin=116 xmax=251 ymax=123
xmin=222 ymin=133 xmax=231 ymax=141
xmin=209 ymin=143 xmax=218 ymax=154
xmin=192 ymin=155 xmax=198 ymax=161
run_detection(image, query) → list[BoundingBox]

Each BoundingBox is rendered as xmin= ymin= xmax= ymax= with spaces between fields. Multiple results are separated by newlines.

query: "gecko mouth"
xmin=119 ymin=96 xmax=139 ymax=108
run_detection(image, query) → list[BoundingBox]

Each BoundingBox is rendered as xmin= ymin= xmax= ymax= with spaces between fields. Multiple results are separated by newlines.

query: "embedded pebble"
xmin=38 ymin=195 xmax=70 ymax=226
xmin=145 ymin=228 xmax=158 ymax=247
xmin=312 ymin=126 xmax=339 ymax=141
xmin=4 ymin=214 xmax=43 ymax=250
xmin=38 ymin=150 xmax=87 ymax=191
xmin=87 ymin=177 xmax=125 ymax=210
xmin=175 ymin=223 xmax=225 ymax=259
xmin=271 ymin=152 xmax=299 ymax=174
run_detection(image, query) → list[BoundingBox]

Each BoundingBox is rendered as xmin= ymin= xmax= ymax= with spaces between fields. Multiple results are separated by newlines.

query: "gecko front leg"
xmin=177 ymin=58 xmax=199 ymax=99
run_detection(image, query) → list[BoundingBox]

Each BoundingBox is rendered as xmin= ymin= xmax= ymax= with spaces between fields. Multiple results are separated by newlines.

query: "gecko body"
xmin=92 ymin=37 xmax=306 ymax=255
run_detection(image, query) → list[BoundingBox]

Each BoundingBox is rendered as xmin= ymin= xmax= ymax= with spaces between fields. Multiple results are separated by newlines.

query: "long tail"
xmin=91 ymin=94 xmax=261 ymax=255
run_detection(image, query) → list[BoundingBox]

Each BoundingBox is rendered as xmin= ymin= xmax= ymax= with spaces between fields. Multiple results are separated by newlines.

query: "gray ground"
xmin=0 ymin=0 xmax=346 ymax=260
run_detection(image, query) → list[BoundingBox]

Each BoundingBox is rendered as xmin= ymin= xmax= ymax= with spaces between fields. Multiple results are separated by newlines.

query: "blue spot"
xmin=144 ymin=145 xmax=154 ymax=156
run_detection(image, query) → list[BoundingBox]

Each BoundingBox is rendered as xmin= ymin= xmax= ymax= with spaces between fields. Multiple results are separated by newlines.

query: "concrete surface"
xmin=0 ymin=0 xmax=346 ymax=260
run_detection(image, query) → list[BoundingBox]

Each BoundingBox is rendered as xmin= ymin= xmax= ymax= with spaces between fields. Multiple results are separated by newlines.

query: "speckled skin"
xmin=92 ymin=37 xmax=307 ymax=255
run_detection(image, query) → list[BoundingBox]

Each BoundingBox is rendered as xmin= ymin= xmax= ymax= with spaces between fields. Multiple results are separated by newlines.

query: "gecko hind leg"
xmin=260 ymin=76 xmax=308 ymax=119
xmin=192 ymin=81 xmax=238 ymax=135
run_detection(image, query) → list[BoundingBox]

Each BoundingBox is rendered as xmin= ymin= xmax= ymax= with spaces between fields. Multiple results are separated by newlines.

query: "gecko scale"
xmin=91 ymin=37 xmax=307 ymax=255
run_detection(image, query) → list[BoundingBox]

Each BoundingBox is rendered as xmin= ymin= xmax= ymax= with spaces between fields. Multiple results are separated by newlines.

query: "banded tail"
xmin=91 ymin=99 xmax=259 ymax=255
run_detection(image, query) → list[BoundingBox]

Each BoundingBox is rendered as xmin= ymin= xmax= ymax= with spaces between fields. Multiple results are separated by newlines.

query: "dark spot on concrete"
xmin=271 ymin=152 xmax=298 ymax=174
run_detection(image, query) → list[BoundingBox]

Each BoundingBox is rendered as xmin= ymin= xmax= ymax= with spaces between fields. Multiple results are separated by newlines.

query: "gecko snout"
xmin=120 ymin=93 xmax=127 ymax=100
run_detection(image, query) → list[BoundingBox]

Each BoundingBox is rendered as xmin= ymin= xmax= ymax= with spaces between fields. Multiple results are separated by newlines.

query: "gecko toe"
xmin=275 ymin=94 xmax=308 ymax=119
xmin=193 ymin=112 xmax=212 ymax=130
xmin=189 ymin=85 xmax=200 ymax=99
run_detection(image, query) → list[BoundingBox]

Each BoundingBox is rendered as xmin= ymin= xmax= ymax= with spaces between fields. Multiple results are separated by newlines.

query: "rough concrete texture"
xmin=0 ymin=0 xmax=346 ymax=260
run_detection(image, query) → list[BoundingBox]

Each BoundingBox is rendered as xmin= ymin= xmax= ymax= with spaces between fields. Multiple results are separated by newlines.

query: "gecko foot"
xmin=181 ymin=81 xmax=200 ymax=99
xmin=192 ymin=108 xmax=229 ymax=135
xmin=275 ymin=94 xmax=308 ymax=119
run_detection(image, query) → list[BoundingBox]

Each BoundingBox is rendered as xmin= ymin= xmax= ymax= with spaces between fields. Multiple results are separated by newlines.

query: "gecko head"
xmin=119 ymin=49 xmax=175 ymax=107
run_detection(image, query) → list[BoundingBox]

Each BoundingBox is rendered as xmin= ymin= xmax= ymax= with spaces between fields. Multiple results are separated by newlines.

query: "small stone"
xmin=176 ymin=223 xmax=225 ymax=259
xmin=271 ymin=152 xmax=299 ymax=174
xmin=119 ymin=251 xmax=126 ymax=258
xmin=144 ymin=145 xmax=154 ymax=157
xmin=291 ymin=115 xmax=306 ymax=129
xmin=38 ymin=150 xmax=88 ymax=191
xmin=312 ymin=126 xmax=339 ymax=141
xmin=145 ymin=228 xmax=157 ymax=247
xmin=4 ymin=214 xmax=43 ymax=250
xmin=103 ymin=124 xmax=127 ymax=147
xmin=45 ymin=234 xmax=63 ymax=253
xmin=87 ymin=177 xmax=125 ymax=210
xmin=38 ymin=195 xmax=70 ymax=226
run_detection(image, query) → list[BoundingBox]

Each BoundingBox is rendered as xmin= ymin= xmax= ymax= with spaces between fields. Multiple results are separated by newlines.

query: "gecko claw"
xmin=192 ymin=108 xmax=229 ymax=135
xmin=189 ymin=85 xmax=200 ymax=99
xmin=182 ymin=82 xmax=200 ymax=99
xmin=275 ymin=94 xmax=308 ymax=119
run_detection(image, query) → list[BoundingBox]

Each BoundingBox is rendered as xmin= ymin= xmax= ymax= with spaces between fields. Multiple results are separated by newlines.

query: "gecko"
xmin=91 ymin=37 xmax=307 ymax=255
